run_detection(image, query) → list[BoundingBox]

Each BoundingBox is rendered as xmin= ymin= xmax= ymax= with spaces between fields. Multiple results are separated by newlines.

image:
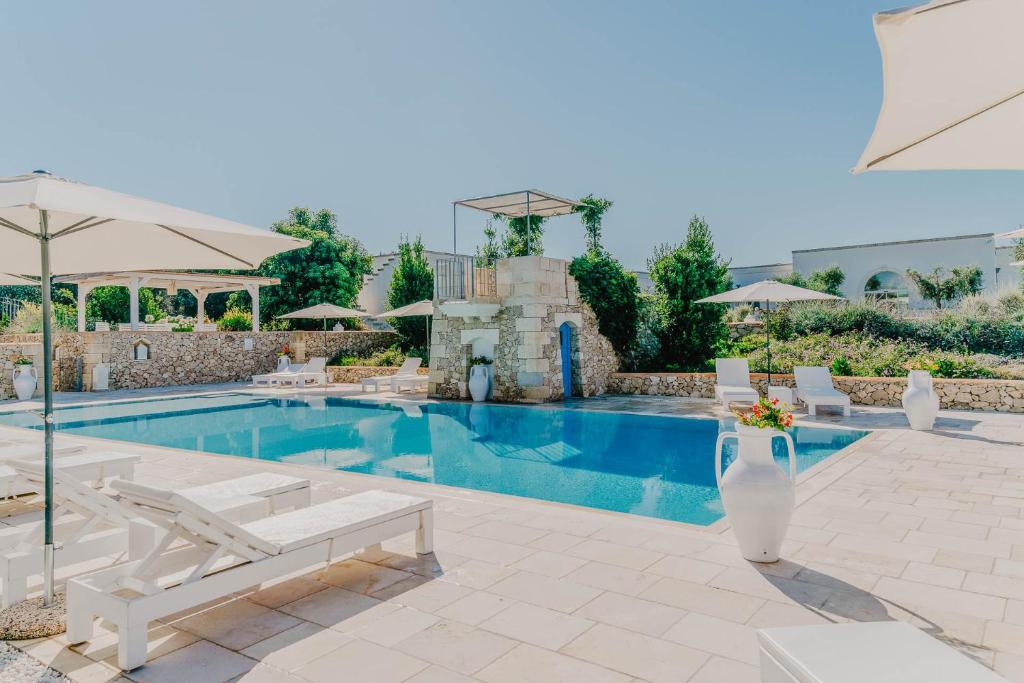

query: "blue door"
xmin=560 ymin=322 xmax=573 ymax=399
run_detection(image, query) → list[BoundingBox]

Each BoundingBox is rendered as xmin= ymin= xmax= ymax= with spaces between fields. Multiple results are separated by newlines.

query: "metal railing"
xmin=435 ymin=257 xmax=497 ymax=301
xmin=0 ymin=297 xmax=22 ymax=325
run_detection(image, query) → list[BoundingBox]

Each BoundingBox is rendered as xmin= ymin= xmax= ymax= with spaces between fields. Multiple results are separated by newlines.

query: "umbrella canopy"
xmin=0 ymin=171 xmax=309 ymax=608
xmin=0 ymin=273 xmax=38 ymax=286
xmin=278 ymin=303 xmax=365 ymax=320
xmin=697 ymin=280 xmax=841 ymax=305
xmin=698 ymin=281 xmax=841 ymax=384
xmin=374 ymin=300 xmax=433 ymax=318
xmin=853 ymin=0 xmax=1024 ymax=173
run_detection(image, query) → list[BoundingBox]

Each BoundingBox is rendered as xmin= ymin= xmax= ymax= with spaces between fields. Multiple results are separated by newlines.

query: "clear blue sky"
xmin=3 ymin=1 xmax=1022 ymax=271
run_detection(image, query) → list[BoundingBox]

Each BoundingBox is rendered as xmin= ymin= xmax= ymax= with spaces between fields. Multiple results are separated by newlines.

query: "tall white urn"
xmin=715 ymin=424 xmax=796 ymax=562
xmin=469 ymin=364 xmax=491 ymax=402
xmin=902 ymin=370 xmax=940 ymax=431
xmin=12 ymin=364 xmax=37 ymax=401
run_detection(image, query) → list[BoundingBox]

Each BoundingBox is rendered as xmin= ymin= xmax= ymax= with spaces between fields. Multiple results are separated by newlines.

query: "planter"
xmin=469 ymin=364 xmax=492 ymax=402
xmin=12 ymin=364 xmax=37 ymax=401
xmin=902 ymin=370 xmax=940 ymax=431
xmin=715 ymin=423 xmax=796 ymax=562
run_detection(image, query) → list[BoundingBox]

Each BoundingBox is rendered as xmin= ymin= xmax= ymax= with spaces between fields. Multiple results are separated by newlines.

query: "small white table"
xmin=767 ymin=386 xmax=794 ymax=406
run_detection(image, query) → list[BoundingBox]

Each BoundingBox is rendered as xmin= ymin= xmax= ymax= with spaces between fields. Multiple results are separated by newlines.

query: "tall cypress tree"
xmin=387 ymin=235 xmax=434 ymax=349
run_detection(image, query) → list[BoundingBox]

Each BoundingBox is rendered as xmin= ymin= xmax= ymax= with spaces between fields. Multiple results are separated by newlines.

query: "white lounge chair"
xmin=67 ymin=482 xmax=433 ymax=670
xmin=252 ymin=357 xmax=302 ymax=387
xmin=794 ymin=366 xmax=851 ymax=416
xmin=391 ymin=373 xmax=428 ymax=393
xmin=361 ymin=357 xmax=422 ymax=392
xmin=5 ymin=461 xmax=311 ymax=608
xmin=758 ymin=622 xmax=1008 ymax=682
xmin=277 ymin=357 xmax=328 ymax=387
xmin=0 ymin=450 xmax=140 ymax=499
xmin=714 ymin=358 xmax=760 ymax=408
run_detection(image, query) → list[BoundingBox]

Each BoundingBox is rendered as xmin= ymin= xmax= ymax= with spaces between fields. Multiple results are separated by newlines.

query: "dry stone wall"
xmin=607 ymin=372 xmax=1024 ymax=413
xmin=328 ymin=365 xmax=429 ymax=384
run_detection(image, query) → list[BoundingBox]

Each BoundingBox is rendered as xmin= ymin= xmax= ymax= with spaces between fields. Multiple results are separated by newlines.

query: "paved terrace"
xmin=1 ymin=386 xmax=1024 ymax=682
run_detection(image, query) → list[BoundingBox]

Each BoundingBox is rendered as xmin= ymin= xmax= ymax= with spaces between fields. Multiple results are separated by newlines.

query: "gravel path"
xmin=0 ymin=642 xmax=69 ymax=682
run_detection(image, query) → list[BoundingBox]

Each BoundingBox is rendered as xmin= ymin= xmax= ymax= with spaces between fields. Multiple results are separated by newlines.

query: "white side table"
xmin=768 ymin=386 xmax=794 ymax=406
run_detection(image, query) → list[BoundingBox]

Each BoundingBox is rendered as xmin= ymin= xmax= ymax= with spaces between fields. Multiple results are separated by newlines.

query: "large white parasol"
xmin=0 ymin=171 xmax=309 ymax=607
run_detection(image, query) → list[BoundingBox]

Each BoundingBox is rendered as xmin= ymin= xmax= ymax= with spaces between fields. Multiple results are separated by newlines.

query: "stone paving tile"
xmin=511 ymin=549 xmax=589 ymax=578
xmin=175 ymin=598 xmax=302 ymax=651
xmin=688 ymin=656 xmax=760 ymax=683
xmin=277 ymin=587 xmax=392 ymax=630
xmin=129 ymin=641 xmax=255 ymax=683
xmin=489 ymin=571 xmax=602 ymax=613
xmin=573 ymin=590 xmax=688 ymax=637
xmin=239 ymin=623 xmax=352 ymax=672
xmin=639 ymin=577 xmax=765 ymax=623
xmin=662 ymin=612 xmax=759 ymax=664
xmin=564 ymin=561 xmax=663 ymax=597
xmin=292 ymin=638 xmax=428 ymax=683
xmin=395 ymin=621 xmax=517 ymax=675
xmin=561 ymin=623 xmax=709 ymax=683
xmin=564 ymin=539 xmax=664 ymax=571
xmin=435 ymin=591 xmax=515 ymax=626
xmin=404 ymin=665 xmax=478 ymax=683
xmin=476 ymin=643 xmax=632 ymax=683
xmin=480 ymin=602 xmax=594 ymax=650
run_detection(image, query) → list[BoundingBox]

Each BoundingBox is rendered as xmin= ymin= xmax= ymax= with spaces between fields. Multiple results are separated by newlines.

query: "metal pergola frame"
xmin=452 ymin=189 xmax=579 ymax=254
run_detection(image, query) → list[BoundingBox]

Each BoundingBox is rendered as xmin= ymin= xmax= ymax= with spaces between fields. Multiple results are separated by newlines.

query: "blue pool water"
xmin=0 ymin=394 xmax=868 ymax=525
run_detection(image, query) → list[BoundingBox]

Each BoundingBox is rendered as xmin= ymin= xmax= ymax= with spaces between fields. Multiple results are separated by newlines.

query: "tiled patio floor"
xmin=2 ymin=386 xmax=1024 ymax=682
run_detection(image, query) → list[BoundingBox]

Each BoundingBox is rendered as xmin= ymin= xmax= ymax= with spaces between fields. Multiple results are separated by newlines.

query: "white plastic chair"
xmin=361 ymin=357 xmax=422 ymax=392
xmin=714 ymin=358 xmax=760 ymax=407
xmin=794 ymin=366 xmax=851 ymax=416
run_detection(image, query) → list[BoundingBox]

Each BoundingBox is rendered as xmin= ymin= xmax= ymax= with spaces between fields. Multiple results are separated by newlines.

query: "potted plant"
xmin=468 ymin=355 xmax=493 ymax=402
xmin=275 ymin=345 xmax=291 ymax=372
xmin=11 ymin=355 xmax=37 ymax=401
xmin=714 ymin=397 xmax=796 ymax=562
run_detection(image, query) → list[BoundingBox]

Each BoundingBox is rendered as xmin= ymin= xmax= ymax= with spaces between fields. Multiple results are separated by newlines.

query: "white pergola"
xmin=53 ymin=271 xmax=280 ymax=332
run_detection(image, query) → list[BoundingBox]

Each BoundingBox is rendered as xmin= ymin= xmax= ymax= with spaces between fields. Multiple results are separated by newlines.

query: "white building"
xmin=357 ymin=249 xmax=473 ymax=314
xmin=730 ymin=233 xmax=1021 ymax=308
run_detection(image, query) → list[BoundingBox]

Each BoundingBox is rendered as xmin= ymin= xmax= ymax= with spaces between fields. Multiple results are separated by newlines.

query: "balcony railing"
xmin=435 ymin=257 xmax=496 ymax=302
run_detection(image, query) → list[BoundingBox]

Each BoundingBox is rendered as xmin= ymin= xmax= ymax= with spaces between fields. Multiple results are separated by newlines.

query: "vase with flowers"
xmin=715 ymin=397 xmax=797 ymax=562
xmin=275 ymin=346 xmax=291 ymax=372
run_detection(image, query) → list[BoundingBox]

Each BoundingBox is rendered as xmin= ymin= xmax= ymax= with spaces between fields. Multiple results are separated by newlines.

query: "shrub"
xmin=830 ymin=356 xmax=852 ymax=377
xmin=569 ymin=250 xmax=639 ymax=360
xmin=217 ymin=308 xmax=253 ymax=331
xmin=332 ymin=345 xmax=406 ymax=367
xmin=620 ymin=293 xmax=662 ymax=372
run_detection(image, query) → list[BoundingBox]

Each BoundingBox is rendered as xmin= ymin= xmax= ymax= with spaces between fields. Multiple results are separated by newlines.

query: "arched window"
xmin=864 ymin=271 xmax=909 ymax=304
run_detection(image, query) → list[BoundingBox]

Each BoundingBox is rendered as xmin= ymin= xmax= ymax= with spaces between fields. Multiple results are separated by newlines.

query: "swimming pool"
xmin=0 ymin=394 xmax=868 ymax=525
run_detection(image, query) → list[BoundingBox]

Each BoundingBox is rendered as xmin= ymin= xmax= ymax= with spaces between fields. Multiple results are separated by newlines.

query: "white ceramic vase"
xmin=12 ymin=364 xmax=37 ymax=401
xmin=715 ymin=423 xmax=796 ymax=563
xmin=902 ymin=370 xmax=940 ymax=431
xmin=469 ymin=364 xmax=491 ymax=402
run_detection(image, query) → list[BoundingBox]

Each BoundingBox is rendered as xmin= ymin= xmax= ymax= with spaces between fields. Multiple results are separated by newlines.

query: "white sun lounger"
xmin=4 ymin=461 xmax=311 ymax=608
xmin=277 ymin=357 xmax=328 ymax=387
xmin=757 ymin=622 xmax=1008 ymax=682
xmin=361 ymin=357 xmax=422 ymax=392
xmin=0 ymin=450 xmax=141 ymax=499
xmin=391 ymin=373 xmax=428 ymax=393
xmin=794 ymin=366 xmax=851 ymax=416
xmin=252 ymin=359 xmax=304 ymax=387
xmin=67 ymin=482 xmax=433 ymax=670
xmin=714 ymin=358 xmax=760 ymax=408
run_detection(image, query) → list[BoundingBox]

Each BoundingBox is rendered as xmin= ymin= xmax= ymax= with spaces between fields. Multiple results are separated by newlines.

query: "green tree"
xmin=774 ymin=272 xmax=808 ymax=288
xmin=807 ymin=265 xmax=846 ymax=296
xmin=85 ymin=286 xmax=164 ymax=324
xmin=648 ymin=216 xmax=732 ymax=370
xmin=569 ymin=250 xmax=639 ymax=360
xmin=253 ymin=207 xmax=372 ymax=329
xmin=498 ymin=214 xmax=547 ymax=257
xmin=906 ymin=266 xmax=983 ymax=309
xmin=573 ymin=195 xmax=614 ymax=253
xmin=387 ymin=234 xmax=434 ymax=349
xmin=475 ymin=220 xmax=502 ymax=267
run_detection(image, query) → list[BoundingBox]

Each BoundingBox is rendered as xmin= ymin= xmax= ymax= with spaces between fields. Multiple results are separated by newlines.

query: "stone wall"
xmin=428 ymin=256 xmax=619 ymax=403
xmin=0 ymin=330 xmax=398 ymax=397
xmin=607 ymin=372 xmax=1024 ymax=413
xmin=327 ymin=365 xmax=430 ymax=384
xmin=727 ymin=322 xmax=764 ymax=339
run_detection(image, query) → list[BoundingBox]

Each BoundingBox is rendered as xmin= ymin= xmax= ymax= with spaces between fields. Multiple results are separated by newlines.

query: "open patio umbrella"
xmin=278 ymin=303 xmax=366 ymax=355
xmin=697 ymin=281 xmax=840 ymax=384
xmin=854 ymin=0 xmax=1024 ymax=174
xmin=0 ymin=274 xmax=38 ymax=285
xmin=375 ymin=300 xmax=433 ymax=361
xmin=0 ymin=170 xmax=309 ymax=609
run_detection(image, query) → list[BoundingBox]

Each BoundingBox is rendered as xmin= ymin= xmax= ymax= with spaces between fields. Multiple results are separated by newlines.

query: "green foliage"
xmin=386 ymin=235 xmax=433 ymax=349
xmin=830 ymin=356 xmax=852 ymax=377
xmin=470 ymin=355 xmax=493 ymax=366
xmin=217 ymin=307 xmax=253 ymax=331
xmin=85 ymin=286 xmax=163 ymax=324
xmin=906 ymin=265 xmax=983 ymax=309
xmin=6 ymin=301 xmax=76 ymax=333
xmin=569 ymin=250 xmax=639 ymax=360
xmin=774 ymin=265 xmax=845 ymax=296
xmin=807 ymin=265 xmax=845 ymax=296
xmin=333 ymin=345 xmax=406 ymax=367
xmin=573 ymin=194 xmax=613 ymax=253
xmin=475 ymin=221 xmax=502 ymax=267
xmin=648 ymin=216 xmax=731 ymax=370
xmin=621 ymin=294 xmax=663 ymax=372
xmin=256 ymin=207 xmax=372 ymax=329
xmin=489 ymin=214 xmax=546 ymax=257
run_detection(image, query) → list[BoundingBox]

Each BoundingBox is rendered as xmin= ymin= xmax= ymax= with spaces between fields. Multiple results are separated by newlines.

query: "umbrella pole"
xmin=765 ymin=299 xmax=772 ymax=388
xmin=323 ymin=317 xmax=328 ymax=359
xmin=38 ymin=209 xmax=55 ymax=606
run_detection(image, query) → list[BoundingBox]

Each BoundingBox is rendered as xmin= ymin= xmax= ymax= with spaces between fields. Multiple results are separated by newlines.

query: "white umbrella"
xmin=0 ymin=171 xmax=309 ymax=607
xmin=698 ymin=281 xmax=841 ymax=384
xmin=854 ymin=0 xmax=1024 ymax=173
xmin=375 ymin=300 xmax=434 ymax=361
xmin=0 ymin=274 xmax=38 ymax=285
xmin=278 ymin=303 xmax=366 ymax=351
